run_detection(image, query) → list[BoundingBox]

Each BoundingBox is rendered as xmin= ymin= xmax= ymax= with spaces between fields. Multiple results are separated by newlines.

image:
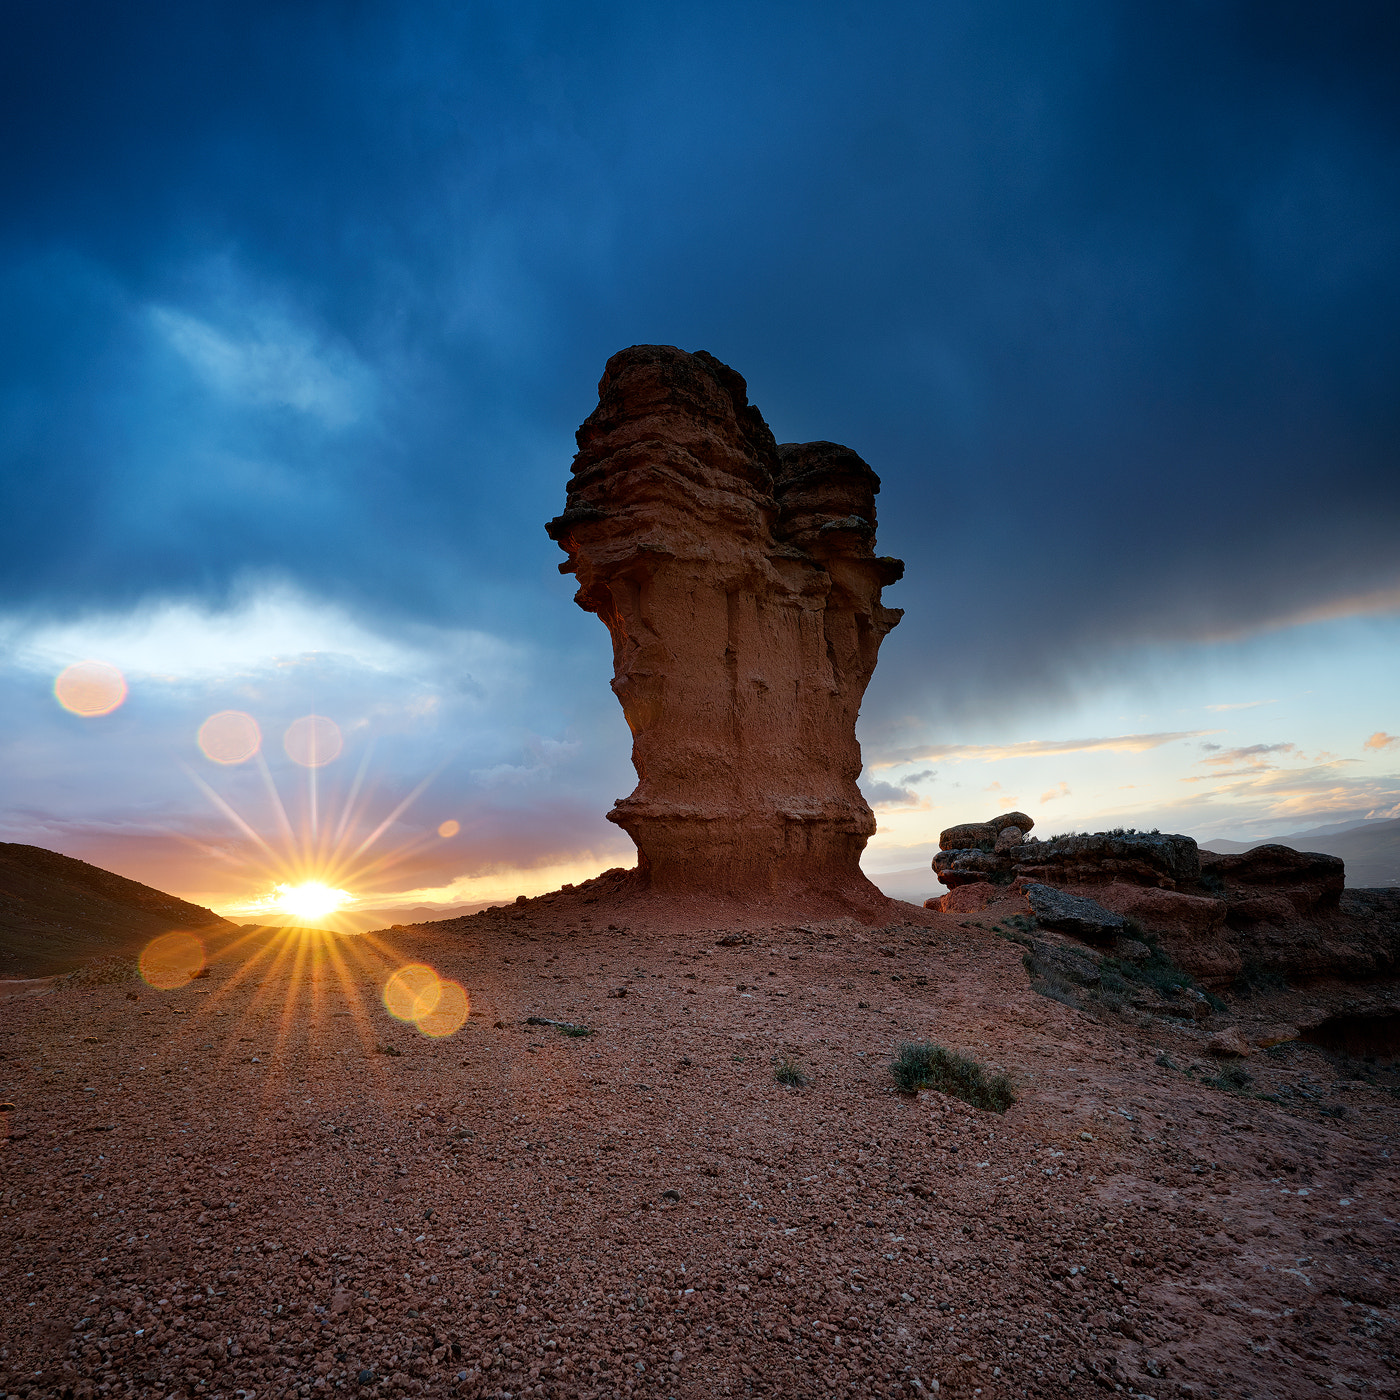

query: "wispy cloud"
xmin=1198 ymin=743 xmax=1298 ymax=769
xmin=870 ymin=731 xmax=1214 ymax=770
xmin=150 ymin=304 xmax=372 ymax=429
xmin=1040 ymin=782 xmax=1071 ymax=804
xmin=861 ymin=779 xmax=924 ymax=809
xmin=1204 ymin=699 xmax=1278 ymax=712
xmin=1364 ymin=732 xmax=1399 ymax=752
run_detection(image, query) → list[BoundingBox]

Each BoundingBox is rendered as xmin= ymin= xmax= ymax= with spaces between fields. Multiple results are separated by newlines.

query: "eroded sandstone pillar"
xmin=546 ymin=345 xmax=904 ymax=899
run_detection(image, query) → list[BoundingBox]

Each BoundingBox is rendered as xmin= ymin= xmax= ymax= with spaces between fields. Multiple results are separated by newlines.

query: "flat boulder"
xmin=1025 ymin=884 xmax=1127 ymax=943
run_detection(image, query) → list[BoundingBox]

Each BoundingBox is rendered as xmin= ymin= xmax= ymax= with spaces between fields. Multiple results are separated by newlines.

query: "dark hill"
xmin=0 ymin=843 xmax=235 ymax=978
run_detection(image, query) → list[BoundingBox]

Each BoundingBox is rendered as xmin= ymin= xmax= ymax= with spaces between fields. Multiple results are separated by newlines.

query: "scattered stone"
xmin=1205 ymin=1028 xmax=1254 ymax=1057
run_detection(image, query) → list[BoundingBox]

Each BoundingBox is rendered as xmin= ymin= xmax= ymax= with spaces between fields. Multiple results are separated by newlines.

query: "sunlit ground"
xmin=134 ymin=921 xmax=473 ymax=1103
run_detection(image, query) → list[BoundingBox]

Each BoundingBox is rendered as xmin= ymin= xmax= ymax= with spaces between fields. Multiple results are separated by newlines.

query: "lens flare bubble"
xmin=416 ymin=979 xmax=469 ymax=1038
xmin=284 ymin=714 xmax=343 ymax=768
xmin=383 ymin=964 xmax=442 ymax=1023
xmin=139 ymin=931 xmax=206 ymax=990
xmin=437 ymin=820 xmax=460 ymax=839
xmin=198 ymin=710 xmax=262 ymax=765
xmin=54 ymin=661 xmax=127 ymax=717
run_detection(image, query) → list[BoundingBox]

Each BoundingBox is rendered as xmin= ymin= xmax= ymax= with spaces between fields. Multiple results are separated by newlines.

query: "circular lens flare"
xmin=54 ymin=661 xmax=127 ymax=717
xmin=198 ymin=710 xmax=262 ymax=764
xmin=383 ymin=964 xmax=443 ymax=1023
xmin=437 ymin=820 xmax=460 ymax=839
xmin=383 ymin=965 xmax=469 ymax=1036
xmin=139 ymin=931 xmax=205 ymax=989
xmin=274 ymin=882 xmax=350 ymax=920
xmin=284 ymin=714 xmax=343 ymax=768
xmin=416 ymin=979 xmax=470 ymax=1037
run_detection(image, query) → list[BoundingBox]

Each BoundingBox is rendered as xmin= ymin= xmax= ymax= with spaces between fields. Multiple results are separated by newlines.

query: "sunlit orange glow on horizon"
xmin=272 ymin=880 xmax=351 ymax=920
xmin=55 ymin=660 xmax=127 ymax=717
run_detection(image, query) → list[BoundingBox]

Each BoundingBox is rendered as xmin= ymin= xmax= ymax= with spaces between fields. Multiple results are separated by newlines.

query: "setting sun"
xmin=273 ymin=880 xmax=351 ymax=920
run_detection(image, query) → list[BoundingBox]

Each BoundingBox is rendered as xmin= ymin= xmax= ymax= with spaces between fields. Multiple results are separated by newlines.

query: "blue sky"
xmin=2 ymin=1 xmax=1397 ymax=912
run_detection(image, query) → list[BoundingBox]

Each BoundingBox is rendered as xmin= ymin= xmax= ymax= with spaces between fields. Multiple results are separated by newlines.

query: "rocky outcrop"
xmin=933 ymin=824 xmax=1198 ymax=891
xmin=546 ymin=345 xmax=904 ymax=900
xmin=1202 ymin=845 xmax=1345 ymax=919
xmin=929 ymin=811 xmax=1400 ymax=988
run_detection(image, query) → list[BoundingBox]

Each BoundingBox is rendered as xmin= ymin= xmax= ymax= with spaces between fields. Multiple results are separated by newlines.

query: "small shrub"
xmin=562 ymin=1024 xmax=593 ymax=1038
xmin=61 ymin=957 xmax=138 ymax=988
xmin=773 ymin=1056 xmax=809 ymax=1088
xmin=889 ymin=1042 xmax=1015 ymax=1113
xmin=1319 ymin=1103 xmax=1348 ymax=1118
xmin=1155 ymin=1052 xmax=1178 ymax=1070
xmin=1209 ymin=1064 xmax=1253 ymax=1092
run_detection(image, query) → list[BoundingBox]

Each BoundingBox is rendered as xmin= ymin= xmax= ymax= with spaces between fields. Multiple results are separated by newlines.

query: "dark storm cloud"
xmin=2 ymin=0 xmax=1398 ymax=725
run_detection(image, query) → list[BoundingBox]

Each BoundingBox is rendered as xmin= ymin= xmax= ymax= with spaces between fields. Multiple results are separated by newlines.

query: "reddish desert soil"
xmin=2 ymin=891 xmax=1398 ymax=1400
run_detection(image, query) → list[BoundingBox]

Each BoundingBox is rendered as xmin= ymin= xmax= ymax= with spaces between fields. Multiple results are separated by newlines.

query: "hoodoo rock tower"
xmin=547 ymin=345 xmax=904 ymax=900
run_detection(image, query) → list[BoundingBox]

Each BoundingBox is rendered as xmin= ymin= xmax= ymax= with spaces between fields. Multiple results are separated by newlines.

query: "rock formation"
xmin=546 ymin=345 xmax=904 ymax=900
xmin=933 ymin=823 xmax=1197 ymax=890
xmin=927 ymin=811 xmax=1400 ymax=987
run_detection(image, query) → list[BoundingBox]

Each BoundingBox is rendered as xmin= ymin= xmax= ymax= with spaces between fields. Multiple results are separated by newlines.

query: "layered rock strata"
xmin=546 ymin=345 xmax=904 ymax=899
xmin=934 ymin=826 xmax=1198 ymax=890
xmin=928 ymin=811 xmax=1400 ymax=986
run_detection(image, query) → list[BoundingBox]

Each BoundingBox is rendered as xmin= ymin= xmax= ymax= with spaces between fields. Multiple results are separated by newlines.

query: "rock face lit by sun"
xmin=274 ymin=881 xmax=351 ymax=920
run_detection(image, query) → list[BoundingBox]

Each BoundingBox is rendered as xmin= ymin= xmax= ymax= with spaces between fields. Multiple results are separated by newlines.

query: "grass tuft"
xmin=889 ymin=1042 xmax=1015 ymax=1113
xmin=773 ymin=1056 xmax=809 ymax=1088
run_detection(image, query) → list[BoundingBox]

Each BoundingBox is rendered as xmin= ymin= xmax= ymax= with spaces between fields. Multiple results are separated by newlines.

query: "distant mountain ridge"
xmin=1201 ymin=818 xmax=1400 ymax=888
xmin=0 ymin=843 xmax=235 ymax=978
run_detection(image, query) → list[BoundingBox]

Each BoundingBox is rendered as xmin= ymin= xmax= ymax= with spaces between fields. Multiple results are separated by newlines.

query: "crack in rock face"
xmin=547 ymin=345 xmax=904 ymax=899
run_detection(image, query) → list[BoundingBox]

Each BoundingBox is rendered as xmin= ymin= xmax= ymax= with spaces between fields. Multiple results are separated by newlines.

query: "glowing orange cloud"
xmin=1364 ymin=732 xmax=1399 ymax=752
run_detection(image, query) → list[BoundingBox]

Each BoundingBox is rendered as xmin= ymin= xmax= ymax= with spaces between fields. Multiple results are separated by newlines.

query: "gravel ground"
xmin=2 ymin=890 xmax=1398 ymax=1400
